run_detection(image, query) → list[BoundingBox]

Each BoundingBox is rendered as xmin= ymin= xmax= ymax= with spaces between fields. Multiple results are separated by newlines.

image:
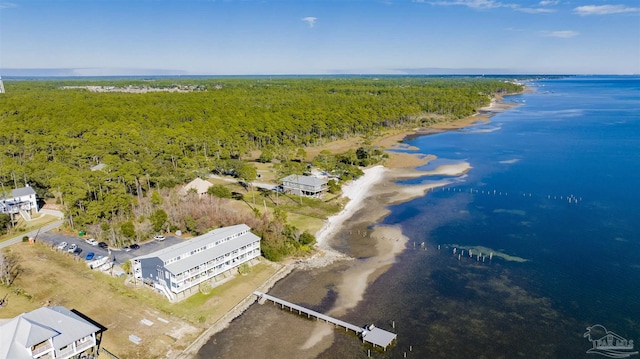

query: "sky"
xmin=0 ymin=0 xmax=639 ymax=76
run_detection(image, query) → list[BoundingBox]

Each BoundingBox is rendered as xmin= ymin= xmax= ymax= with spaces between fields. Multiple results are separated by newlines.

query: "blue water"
xmin=370 ymin=76 xmax=640 ymax=358
xmin=199 ymin=76 xmax=640 ymax=359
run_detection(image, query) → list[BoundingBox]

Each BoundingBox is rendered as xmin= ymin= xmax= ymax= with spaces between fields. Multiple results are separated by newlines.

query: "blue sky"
xmin=0 ymin=0 xmax=639 ymax=75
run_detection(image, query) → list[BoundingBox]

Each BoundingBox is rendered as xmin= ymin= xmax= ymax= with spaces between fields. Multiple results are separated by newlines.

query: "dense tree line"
xmin=0 ymin=77 xmax=522 ymax=258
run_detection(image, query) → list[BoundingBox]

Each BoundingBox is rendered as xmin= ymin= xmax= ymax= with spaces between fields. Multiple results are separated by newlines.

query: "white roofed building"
xmin=0 ymin=306 xmax=102 ymax=359
xmin=0 ymin=185 xmax=38 ymax=219
xmin=131 ymin=224 xmax=261 ymax=301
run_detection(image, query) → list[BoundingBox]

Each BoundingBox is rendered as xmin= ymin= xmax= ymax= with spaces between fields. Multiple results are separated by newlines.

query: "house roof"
xmin=165 ymin=231 xmax=259 ymax=274
xmin=90 ymin=163 xmax=107 ymax=171
xmin=180 ymin=178 xmax=213 ymax=195
xmin=281 ymin=174 xmax=327 ymax=187
xmin=0 ymin=317 xmax=58 ymax=359
xmin=0 ymin=306 xmax=100 ymax=359
xmin=10 ymin=186 xmax=36 ymax=198
xmin=133 ymin=224 xmax=260 ymax=275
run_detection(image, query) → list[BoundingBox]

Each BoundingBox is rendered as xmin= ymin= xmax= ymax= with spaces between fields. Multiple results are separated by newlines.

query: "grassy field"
xmin=206 ymin=171 xmax=345 ymax=238
xmin=0 ymin=241 xmax=279 ymax=358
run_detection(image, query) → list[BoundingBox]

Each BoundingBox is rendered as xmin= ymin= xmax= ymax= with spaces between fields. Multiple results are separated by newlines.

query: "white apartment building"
xmin=131 ymin=224 xmax=261 ymax=301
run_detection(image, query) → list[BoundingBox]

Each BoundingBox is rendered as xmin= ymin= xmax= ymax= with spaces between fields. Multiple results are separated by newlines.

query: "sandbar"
xmin=182 ymin=90 xmax=523 ymax=358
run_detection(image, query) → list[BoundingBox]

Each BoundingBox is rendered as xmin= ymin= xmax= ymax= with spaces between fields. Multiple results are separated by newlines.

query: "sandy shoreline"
xmin=180 ymin=91 xmax=522 ymax=358
xmin=314 ymin=165 xmax=387 ymax=249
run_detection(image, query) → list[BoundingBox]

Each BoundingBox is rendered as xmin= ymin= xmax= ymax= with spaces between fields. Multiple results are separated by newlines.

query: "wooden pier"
xmin=253 ymin=291 xmax=397 ymax=350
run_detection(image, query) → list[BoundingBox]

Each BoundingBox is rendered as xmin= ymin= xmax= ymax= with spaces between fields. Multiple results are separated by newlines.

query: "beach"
xmin=189 ymin=93 xmax=520 ymax=359
xmin=191 ymin=152 xmax=474 ymax=359
xmin=171 ymin=78 xmax=640 ymax=358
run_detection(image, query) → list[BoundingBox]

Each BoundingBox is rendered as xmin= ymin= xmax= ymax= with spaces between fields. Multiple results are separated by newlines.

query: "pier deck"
xmin=253 ymin=291 xmax=396 ymax=350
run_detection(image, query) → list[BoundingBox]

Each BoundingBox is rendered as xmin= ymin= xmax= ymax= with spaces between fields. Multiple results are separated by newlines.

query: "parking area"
xmin=37 ymin=232 xmax=183 ymax=265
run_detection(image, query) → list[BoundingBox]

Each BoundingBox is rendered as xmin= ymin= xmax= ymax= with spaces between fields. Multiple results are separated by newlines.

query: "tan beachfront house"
xmin=280 ymin=174 xmax=328 ymax=197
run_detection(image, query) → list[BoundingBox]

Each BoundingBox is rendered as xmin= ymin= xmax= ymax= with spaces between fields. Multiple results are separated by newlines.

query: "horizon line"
xmin=1 ymin=68 xmax=638 ymax=78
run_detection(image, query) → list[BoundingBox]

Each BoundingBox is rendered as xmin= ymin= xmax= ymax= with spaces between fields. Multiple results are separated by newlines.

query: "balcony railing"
xmin=31 ymin=342 xmax=53 ymax=356
xmin=56 ymin=339 xmax=95 ymax=358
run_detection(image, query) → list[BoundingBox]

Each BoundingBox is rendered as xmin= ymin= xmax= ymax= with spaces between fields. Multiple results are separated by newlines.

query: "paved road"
xmin=37 ymin=232 xmax=184 ymax=265
xmin=0 ymin=220 xmax=65 ymax=250
xmin=1 ymin=219 xmax=183 ymax=266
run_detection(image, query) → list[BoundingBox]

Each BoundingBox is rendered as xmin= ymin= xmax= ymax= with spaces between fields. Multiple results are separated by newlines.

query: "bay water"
xmin=198 ymin=76 xmax=640 ymax=358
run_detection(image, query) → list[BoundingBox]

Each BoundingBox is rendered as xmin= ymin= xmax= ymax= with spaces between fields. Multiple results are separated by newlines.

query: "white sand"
xmin=314 ymin=165 xmax=387 ymax=248
xmin=328 ymin=225 xmax=408 ymax=317
xmin=300 ymin=225 xmax=410 ymax=350
xmin=313 ymin=161 xmax=470 ymax=251
xmin=421 ymin=162 xmax=471 ymax=176
xmin=299 ymin=161 xmax=473 ymax=351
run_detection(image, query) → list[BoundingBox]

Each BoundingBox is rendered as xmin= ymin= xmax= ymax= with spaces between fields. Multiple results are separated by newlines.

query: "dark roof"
xmin=281 ymin=175 xmax=327 ymax=187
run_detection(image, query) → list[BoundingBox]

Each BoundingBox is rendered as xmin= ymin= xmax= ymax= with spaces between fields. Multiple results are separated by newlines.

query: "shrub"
xmin=299 ymin=231 xmax=316 ymax=245
xmin=207 ymin=184 xmax=232 ymax=199
xmin=238 ymin=263 xmax=251 ymax=275
xmin=199 ymin=281 xmax=212 ymax=295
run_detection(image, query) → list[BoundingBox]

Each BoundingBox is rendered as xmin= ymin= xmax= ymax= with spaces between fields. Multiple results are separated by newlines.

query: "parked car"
xmin=153 ymin=235 xmax=165 ymax=241
xmin=73 ymin=247 xmax=83 ymax=256
xmin=121 ymin=246 xmax=131 ymax=252
xmin=129 ymin=243 xmax=140 ymax=250
xmin=86 ymin=238 xmax=98 ymax=246
xmin=67 ymin=244 xmax=78 ymax=253
xmin=85 ymin=252 xmax=95 ymax=260
xmin=57 ymin=241 xmax=68 ymax=250
xmin=98 ymin=241 xmax=108 ymax=249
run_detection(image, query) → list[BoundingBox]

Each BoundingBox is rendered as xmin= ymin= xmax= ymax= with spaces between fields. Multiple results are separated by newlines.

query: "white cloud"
xmin=0 ymin=2 xmax=17 ymax=9
xmin=574 ymin=5 xmax=639 ymax=16
xmin=302 ymin=17 xmax=317 ymax=28
xmin=541 ymin=30 xmax=579 ymax=38
xmin=427 ymin=0 xmax=561 ymax=13
xmin=428 ymin=0 xmax=505 ymax=9
xmin=517 ymin=7 xmax=555 ymax=13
